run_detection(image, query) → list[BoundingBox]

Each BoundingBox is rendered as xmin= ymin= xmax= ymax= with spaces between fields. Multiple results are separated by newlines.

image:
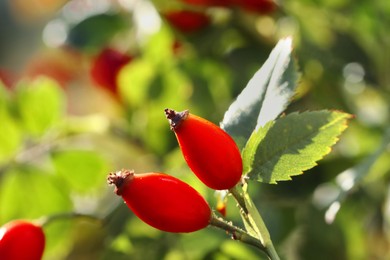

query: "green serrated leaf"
xmin=16 ymin=77 xmax=65 ymax=137
xmin=221 ymin=37 xmax=300 ymax=149
xmin=243 ymin=110 xmax=352 ymax=184
xmin=52 ymin=150 xmax=110 ymax=193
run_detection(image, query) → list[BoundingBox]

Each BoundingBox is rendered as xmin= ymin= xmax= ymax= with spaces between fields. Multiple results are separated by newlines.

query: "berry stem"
xmin=229 ymin=186 xmax=249 ymax=214
xmin=209 ymin=213 xmax=266 ymax=252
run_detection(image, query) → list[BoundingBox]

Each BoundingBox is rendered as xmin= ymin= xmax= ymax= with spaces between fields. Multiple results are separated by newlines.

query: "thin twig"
xmin=209 ymin=213 xmax=266 ymax=252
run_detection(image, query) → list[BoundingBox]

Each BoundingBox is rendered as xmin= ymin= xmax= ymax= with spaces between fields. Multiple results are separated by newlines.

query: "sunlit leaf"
xmin=242 ymin=190 xmax=268 ymax=244
xmin=0 ymin=166 xmax=74 ymax=260
xmin=179 ymin=229 xmax=224 ymax=259
xmin=0 ymin=111 xmax=22 ymax=164
xmin=0 ymin=84 xmax=22 ymax=163
xmin=118 ymin=59 xmax=156 ymax=107
xmin=234 ymin=184 xmax=273 ymax=258
xmin=16 ymin=77 xmax=65 ymax=137
xmin=242 ymin=110 xmax=352 ymax=184
xmin=0 ymin=168 xmax=72 ymax=223
xmin=221 ymin=37 xmax=299 ymax=148
xmin=52 ymin=150 xmax=110 ymax=193
xmin=241 ymin=197 xmax=262 ymax=241
xmin=142 ymin=25 xmax=176 ymax=65
xmin=220 ymin=240 xmax=266 ymax=260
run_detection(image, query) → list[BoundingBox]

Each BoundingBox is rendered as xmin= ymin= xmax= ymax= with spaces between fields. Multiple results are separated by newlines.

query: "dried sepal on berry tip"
xmin=164 ymin=108 xmax=189 ymax=131
xmin=107 ymin=169 xmax=134 ymax=196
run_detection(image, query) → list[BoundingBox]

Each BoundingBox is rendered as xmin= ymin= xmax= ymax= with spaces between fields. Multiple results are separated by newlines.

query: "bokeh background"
xmin=1 ymin=0 xmax=390 ymax=259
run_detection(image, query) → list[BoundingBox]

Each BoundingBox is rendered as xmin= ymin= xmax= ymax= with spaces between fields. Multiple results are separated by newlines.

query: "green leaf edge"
xmin=242 ymin=110 xmax=354 ymax=184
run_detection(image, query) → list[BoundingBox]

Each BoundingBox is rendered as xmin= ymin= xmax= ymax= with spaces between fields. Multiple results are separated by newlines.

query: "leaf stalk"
xmin=229 ymin=186 xmax=280 ymax=260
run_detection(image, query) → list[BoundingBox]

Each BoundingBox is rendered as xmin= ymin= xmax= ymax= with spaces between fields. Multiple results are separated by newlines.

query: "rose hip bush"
xmin=105 ymin=38 xmax=351 ymax=260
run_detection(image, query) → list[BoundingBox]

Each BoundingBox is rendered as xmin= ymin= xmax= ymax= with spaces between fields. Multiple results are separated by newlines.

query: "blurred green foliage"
xmin=0 ymin=0 xmax=390 ymax=259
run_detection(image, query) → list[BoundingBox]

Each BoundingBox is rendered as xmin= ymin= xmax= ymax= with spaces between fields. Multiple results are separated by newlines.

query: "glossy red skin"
xmin=164 ymin=11 xmax=211 ymax=33
xmin=90 ymin=47 xmax=132 ymax=96
xmin=0 ymin=220 xmax=45 ymax=260
xmin=174 ymin=114 xmax=243 ymax=190
xmin=119 ymin=172 xmax=211 ymax=233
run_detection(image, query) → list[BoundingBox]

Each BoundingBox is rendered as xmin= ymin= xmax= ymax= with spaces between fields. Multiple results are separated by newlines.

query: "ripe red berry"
xmin=107 ymin=170 xmax=211 ymax=233
xmin=163 ymin=10 xmax=211 ymax=33
xmin=165 ymin=109 xmax=243 ymax=190
xmin=24 ymin=47 xmax=80 ymax=88
xmin=90 ymin=47 xmax=132 ymax=97
xmin=0 ymin=220 xmax=45 ymax=260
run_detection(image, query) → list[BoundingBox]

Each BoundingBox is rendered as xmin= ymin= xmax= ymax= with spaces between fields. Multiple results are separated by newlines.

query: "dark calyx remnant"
xmin=164 ymin=108 xmax=189 ymax=131
xmin=107 ymin=169 xmax=134 ymax=195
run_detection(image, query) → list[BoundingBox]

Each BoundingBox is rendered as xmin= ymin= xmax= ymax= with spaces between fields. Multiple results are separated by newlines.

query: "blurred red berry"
xmin=164 ymin=10 xmax=211 ymax=33
xmin=90 ymin=47 xmax=132 ymax=97
xmin=216 ymin=200 xmax=227 ymax=217
xmin=182 ymin=0 xmax=232 ymax=7
xmin=0 ymin=220 xmax=45 ymax=260
xmin=233 ymin=0 xmax=277 ymax=14
xmin=172 ymin=40 xmax=184 ymax=56
xmin=24 ymin=47 xmax=80 ymax=87
xmin=0 ymin=69 xmax=17 ymax=89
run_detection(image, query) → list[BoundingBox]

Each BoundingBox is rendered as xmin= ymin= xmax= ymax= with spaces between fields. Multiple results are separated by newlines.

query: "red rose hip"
xmin=163 ymin=10 xmax=211 ymax=33
xmin=165 ymin=109 xmax=243 ymax=190
xmin=0 ymin=220 xmax=45 ymax=260
xmin=182 ymin=0 xmax=232 ymax=7
xmin=90 ymin=47 xmax=132 ymax=97
xmin=233 ymin=0 xmax=277 ymax=14
xmin=107 ymin=170 xmax=211 ymax=233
